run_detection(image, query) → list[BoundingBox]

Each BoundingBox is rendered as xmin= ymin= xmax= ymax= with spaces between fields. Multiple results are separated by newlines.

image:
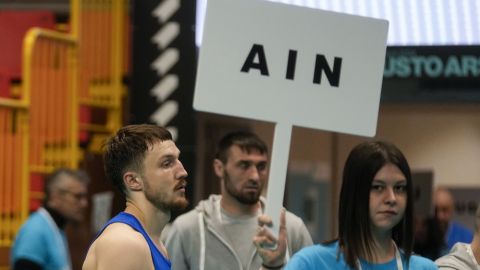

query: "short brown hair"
xmin=104 ymin=124 xmax=172 ymax=195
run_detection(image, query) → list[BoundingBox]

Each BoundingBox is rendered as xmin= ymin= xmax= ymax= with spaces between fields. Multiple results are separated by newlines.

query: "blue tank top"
xmin=96 ymin=212 xmax=171 ymax=269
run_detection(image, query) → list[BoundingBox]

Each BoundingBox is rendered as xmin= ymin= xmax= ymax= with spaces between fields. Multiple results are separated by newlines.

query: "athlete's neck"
xmin=124 ymin=199 xmax=169 ymax=238
xmin=125 ymin=200 xmax=147 ymax=224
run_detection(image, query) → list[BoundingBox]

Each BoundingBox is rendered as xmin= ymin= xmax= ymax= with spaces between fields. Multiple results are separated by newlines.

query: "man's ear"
xmin=46 ymin=189 xmax=62 ymax=208
xmin=123 ymin=171 xmax=143 ymax=191
xmin=213 ymin=159 xmax=225 ymax=178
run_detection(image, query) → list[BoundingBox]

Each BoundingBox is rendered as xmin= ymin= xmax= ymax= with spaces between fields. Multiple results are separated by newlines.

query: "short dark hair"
xmin=338 ymin=141 xmax=414 ymax=268
xmin=103 ymin=124 xmax=172 ymax=195
xmin=44 ymin=168 xmax=89 ymax=203
xmin=215 ymin=131 xmax=268 ymax=163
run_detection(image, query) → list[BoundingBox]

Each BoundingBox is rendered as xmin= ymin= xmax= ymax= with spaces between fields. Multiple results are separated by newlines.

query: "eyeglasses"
xmin=59 ymin=189 xmax=88 ymax=201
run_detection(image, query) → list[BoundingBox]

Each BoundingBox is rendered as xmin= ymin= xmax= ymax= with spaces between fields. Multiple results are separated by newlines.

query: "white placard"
xmin=194 ymin=0 xmax=388 ymax=137
xmin=91 ymin=191 xmax=114 ymax=233
xmin=194 ymin=0 xmax=388 ymax=238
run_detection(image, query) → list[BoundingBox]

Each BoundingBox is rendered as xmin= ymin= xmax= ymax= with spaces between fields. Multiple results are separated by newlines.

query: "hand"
xmin=253 ymin=209 xmax=287 ymax=269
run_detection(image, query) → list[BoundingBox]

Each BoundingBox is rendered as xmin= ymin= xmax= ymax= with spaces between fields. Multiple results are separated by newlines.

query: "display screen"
xmin=196 ymin=0 xmax=480 ymax=46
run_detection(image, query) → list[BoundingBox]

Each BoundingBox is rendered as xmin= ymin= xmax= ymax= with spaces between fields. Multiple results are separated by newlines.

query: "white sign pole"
xmin=264 ymin=122 xmax=292 ymax=239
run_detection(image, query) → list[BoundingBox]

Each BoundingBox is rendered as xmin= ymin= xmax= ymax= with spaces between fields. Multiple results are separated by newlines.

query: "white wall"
xmin=377 ymin=104 xmax=480 ymax=187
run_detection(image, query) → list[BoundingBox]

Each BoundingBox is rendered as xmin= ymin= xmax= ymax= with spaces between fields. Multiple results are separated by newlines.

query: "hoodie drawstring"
xmin=198 ymin=212 xmax=206 ymax=270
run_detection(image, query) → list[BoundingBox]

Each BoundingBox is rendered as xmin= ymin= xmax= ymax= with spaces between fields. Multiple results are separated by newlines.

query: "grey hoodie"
xmin=435 ymin=242 xmax=479 ymax=270
xmin=165 ymin=195 xmax=313 ymax=270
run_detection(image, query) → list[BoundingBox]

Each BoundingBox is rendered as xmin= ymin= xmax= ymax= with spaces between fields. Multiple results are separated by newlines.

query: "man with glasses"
xmin=11 ymin=168 xmax=89 ymax=270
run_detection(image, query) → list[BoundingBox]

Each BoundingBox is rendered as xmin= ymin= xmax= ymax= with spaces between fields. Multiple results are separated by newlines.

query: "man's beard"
xmin=144 ymin=180 xmax=189 ymax=212
xmin=223 ymin=171 xmax=262 ymax=205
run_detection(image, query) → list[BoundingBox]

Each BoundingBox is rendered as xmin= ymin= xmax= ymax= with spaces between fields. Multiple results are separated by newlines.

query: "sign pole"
xmin=264 ymin=121 xmax=292 ymax=239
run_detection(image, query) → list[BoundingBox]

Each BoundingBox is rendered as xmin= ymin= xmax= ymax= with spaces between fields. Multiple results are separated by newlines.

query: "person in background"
xmin=11 ymin=168 xmax=89 ymax=270
xmin=413 ymin=215 xmax=445 ymax=260
xmin=434 ymin=187 xmax=473 ymax=253
xmin=285 ymin=141 xmax=437 ymax=269
xmin=165 ymin=131 xmax=313 ymax=270
xmin=82 ymin=124 xmax=189 ymax=270
xmin=436 ymin=202 xmax=480 ymax=269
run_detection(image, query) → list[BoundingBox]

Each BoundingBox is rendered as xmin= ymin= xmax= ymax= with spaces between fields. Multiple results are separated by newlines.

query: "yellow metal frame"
xmin=0 ymin=69 xmax=28 ymax=249
xmin=0 ymin=0 xmax=128 ymax=255
xmin=71 ymin=0 xmax=127 ymax=151
xmin=0 ymin=107 xmax=29 ymax=247
xmin=23 ymin=28 xmax=79 ymax=174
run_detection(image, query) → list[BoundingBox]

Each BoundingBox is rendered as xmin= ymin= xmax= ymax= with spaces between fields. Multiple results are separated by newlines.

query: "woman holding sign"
xmin=285 ymin=141 xmax=437 ymax=270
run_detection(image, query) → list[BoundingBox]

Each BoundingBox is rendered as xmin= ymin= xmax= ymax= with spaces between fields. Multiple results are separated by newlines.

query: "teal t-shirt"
xmin=11 ymin=208 xmax=71 ymax=270
xmin=285 ymin=241 xmax=438 ymax=270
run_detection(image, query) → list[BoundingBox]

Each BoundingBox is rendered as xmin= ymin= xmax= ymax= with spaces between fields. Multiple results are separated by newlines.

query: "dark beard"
xmin=168 ymin=199 xmax=189 ymax=212
xmin=144 ymin=183 xmax=189 ymax=212
xmin=223 ymin=171 xmax=261 ymax=205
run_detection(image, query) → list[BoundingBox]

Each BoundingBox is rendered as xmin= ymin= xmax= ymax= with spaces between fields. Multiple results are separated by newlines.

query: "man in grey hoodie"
xmin=165 ymin=131 xmax=313 ymax=270
xmin=436 ymin=203 xmax=480 ymax=269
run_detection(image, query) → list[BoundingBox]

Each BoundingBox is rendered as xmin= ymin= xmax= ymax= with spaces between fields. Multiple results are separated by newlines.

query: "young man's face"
xmin=216 ymin=145 xmax=268 ymax=205
xmin=141 ymin=140 xmax=188 ymax=211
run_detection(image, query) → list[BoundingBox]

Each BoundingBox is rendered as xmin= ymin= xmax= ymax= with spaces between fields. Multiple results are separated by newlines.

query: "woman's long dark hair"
xmin=337 ymin=141 xmax=414 ymax=269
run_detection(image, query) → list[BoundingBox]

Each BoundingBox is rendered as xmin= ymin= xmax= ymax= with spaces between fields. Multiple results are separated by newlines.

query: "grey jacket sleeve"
xmin=165 ymin=222 xmax=190 ymax=270
xmin=434 ymin=242 xmax=480 ymax=270
xmin=435 ymin=253 xmax=471 ymax=270
xmin=436 ymin=262 xmax=462 ymax=270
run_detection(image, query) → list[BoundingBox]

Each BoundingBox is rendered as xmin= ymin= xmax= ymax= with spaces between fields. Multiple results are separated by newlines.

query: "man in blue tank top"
xmin=83 ymin=125 xmax=189 ymax=270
